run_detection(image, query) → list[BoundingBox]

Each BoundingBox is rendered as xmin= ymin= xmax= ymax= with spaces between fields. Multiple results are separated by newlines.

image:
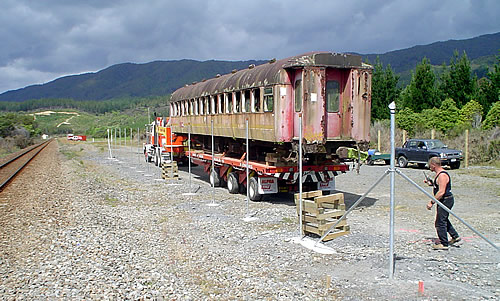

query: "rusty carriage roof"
xmin=170 ymin=51 xmax=366 ymax=101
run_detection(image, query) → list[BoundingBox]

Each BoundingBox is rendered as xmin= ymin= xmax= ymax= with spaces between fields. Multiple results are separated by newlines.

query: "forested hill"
xmin=363 ymin=32 xmax=500 ymax=72
xmin=0 ymin=32 xmax=498 ymax=102
xmin=0 ymin=59 xmax=265 ymax=102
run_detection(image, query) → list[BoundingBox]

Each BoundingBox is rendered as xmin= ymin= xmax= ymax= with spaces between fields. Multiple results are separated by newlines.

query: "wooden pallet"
xmin=295 ymin=190 xmax=350 ymax=241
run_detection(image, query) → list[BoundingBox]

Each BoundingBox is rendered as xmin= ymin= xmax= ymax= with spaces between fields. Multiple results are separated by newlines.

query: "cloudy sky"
xmin=1 ymin=0 xmax=498 ymax=94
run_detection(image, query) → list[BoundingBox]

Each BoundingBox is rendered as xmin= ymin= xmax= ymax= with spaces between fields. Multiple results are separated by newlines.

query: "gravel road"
xmin=0 ymin=139 xmax=498 ymax=300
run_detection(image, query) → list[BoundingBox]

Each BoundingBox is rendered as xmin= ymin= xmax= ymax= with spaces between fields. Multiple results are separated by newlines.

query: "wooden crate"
xmin=295 ymin=190 xmax=350 ymax=241
xmin=161 ymin=161 xmax=180 ymax=180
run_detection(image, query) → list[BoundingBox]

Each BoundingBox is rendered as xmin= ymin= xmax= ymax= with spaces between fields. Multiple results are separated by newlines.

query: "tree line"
xmin=371 ymin=51 xmax=499 ymax=135
xmin=0 ymin=96 xmax=168 ymax=114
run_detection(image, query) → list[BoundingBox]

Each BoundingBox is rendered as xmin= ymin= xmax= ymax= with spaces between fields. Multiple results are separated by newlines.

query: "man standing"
xmin=425 ymin=157 xmax=461 ymax=250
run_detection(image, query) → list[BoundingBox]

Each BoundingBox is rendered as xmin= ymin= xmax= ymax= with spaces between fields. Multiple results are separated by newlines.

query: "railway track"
xmin=0 ymin=139 xmax=54 ymax=192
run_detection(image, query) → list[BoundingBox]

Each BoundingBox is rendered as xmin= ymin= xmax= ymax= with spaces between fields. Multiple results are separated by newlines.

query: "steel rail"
xmin=0 ymin=139 xmax=53 ymax=191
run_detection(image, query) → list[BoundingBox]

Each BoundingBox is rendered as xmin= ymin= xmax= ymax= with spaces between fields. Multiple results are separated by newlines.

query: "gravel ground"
xmin=0 ymin=138 xmax=498 ymax=300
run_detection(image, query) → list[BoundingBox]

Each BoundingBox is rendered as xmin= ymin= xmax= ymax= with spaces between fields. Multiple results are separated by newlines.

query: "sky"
xmin=0 ymin=0 xmax=499 ymax=94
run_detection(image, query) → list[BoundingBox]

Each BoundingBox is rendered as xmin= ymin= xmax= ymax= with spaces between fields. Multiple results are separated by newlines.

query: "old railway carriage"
xmin=169 ymin=52 xmax=372 ymax=199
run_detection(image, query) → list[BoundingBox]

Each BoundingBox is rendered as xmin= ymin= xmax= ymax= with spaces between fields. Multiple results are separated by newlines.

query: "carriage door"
xmin=325 ymin=68 xmax=345 ymax=139
xmin=293 ymin=68 xmax=325 ymax=144
xmin=292 ymin=70 xmax=303 ymax=140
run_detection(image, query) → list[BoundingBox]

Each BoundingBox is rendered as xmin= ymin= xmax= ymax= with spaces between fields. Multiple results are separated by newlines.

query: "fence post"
xmin=431 ymin=129 xmax=435 ymax=139
xmin=377 ymin=130 xmax=381 ymax=151
xmin=402 ymin=130 xmax=406 ymax=145
xmin=465 ymin=129 xmax=469 ymax=168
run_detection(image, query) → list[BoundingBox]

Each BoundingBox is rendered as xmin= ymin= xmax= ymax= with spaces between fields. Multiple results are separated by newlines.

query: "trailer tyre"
xmin=227 ymin=172 xmax=239 ymax=194
xmin=249 ymin=177 xmax=262 ymax=201
xmin=210 ymin=169 xmax=221 ymax=187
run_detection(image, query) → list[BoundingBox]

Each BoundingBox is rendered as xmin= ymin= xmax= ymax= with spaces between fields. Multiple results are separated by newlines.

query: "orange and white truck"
xmin=143 ymin=117 xmax=185 ymax=166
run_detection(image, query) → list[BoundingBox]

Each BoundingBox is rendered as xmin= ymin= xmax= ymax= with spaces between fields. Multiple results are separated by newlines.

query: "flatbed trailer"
xmin=186 ymin=150 xmax=348 ymax=201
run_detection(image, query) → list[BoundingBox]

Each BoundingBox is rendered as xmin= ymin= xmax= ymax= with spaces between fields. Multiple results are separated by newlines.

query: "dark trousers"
xmin=435 ymin=195 xmax=459 ymax=246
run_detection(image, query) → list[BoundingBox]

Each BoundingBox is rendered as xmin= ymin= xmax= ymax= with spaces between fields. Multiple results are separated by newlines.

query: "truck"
xmin=143 ymin=117 xmax=185 ymax=166
xmin=395 ymin=139 xmax=463 ymax=169
xmin=145 ymin=116 xmax=347 ymax=200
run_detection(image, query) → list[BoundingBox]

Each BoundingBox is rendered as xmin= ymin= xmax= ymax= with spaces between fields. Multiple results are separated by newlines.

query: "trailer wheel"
xmin=227 ymin=172 xmax=239 ymax=194
xmin=248 ymin=177 xmax=262 ymax=201
xmin=210 ymin=169 xmax=221 ymax=187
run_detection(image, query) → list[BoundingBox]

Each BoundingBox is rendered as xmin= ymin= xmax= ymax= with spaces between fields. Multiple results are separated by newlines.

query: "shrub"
xmin=483 ymin=101 xmax=500 ymax=130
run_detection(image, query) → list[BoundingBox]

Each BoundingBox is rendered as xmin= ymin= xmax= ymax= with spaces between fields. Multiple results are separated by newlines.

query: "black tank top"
xmin=433 ymin=171 xmax=452 ymax=198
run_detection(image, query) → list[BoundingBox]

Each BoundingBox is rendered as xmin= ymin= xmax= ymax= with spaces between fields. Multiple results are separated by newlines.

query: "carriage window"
xmin=244 ymin=90 xmax=251 ymax=113
xmin=326 ymin=80 xmax=340 ymax=113
xmin=227 ymin=93 xmax=233 ymax=114
xmin=264 ymin=87 xmax=274 ymax=112
xmin=235 ymin=92 xmax=241 ymax=113
xmin=199 ymin=98 xmax=204 ymax=115
xmin=212 ymin=96 xmax=217 ymax=114
xmin=206 ymin=97 xmax=210 ymax=115
xmin=253 ymin=89 xmax=261 ymax=112
xmin=219 ymin=94 xmax=224 ymax=114
xmin=294 ymin=80 xmax=302 ymax=112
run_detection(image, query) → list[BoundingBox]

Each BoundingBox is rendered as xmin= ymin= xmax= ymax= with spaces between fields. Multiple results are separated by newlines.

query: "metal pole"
xmin=389 ymin=101 xmax=397 ymax=279
xmin=246 ymin=118 xmax=250 ymax=214
xmin=107 ymin=128 xmax=113 ymax=158
xmin=396 ymin=170 xmax=499 ymax=251
xmin=298 ymin=113 xmax=303 ymax=236
xmin=211 ymin=118 xmax=215 ymax=204
xmin=188 ymin=123 xmax=192 ymax=191
xmin=130 ymin=128 xmax=133 ymax=152
xmin=124 ymin=126 xmax=127 ymax=148
xmin=119 ymin=128 xmax=121 ymax=148
xmin=137 ymin=127 xmax=140 ymax=163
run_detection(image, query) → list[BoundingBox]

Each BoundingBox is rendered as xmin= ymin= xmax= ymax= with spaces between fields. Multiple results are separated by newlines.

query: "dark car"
xmin=395 ymin=139 xmax=463 ymax=169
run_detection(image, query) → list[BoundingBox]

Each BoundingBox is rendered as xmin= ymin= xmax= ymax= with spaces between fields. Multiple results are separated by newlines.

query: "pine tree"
xmin=371 ymin=57 xmax=400 ymax=120
xmin=401 ymin=58 xmax=439 ymax=112
xmin=440 ymin=51 xmax=477 ymax=108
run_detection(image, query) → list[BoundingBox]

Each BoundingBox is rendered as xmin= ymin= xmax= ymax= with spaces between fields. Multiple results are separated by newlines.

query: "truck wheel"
xmin=398 ymin=156 xmax=408 ymax=168
xmin=450 ymin=161 xmax=460 ymax=169
xmin=210 ymin=169 xmax=221 ymax=187
xmin=154 ymin=152 xmax=159 ymax=166
xmin=227 ymin=172 xmax=239 ymax=194
xmin=249 ymin=177 xmax=262 ymax=201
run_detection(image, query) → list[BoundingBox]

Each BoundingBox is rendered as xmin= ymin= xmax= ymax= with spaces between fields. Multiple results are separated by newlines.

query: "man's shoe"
xmin=432 ymin=244 xmax=449 ymax=250
xmin=449 ymin=237 xmax=461 ymax=245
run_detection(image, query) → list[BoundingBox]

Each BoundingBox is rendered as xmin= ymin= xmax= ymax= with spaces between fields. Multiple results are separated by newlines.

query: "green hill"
xmin=0 ymin=32 xmax=498 ymax=103
xmin=0 ymin=59 xmax=265 ymax=102
xmin=362 ymin=32 xmax=500 ymax=73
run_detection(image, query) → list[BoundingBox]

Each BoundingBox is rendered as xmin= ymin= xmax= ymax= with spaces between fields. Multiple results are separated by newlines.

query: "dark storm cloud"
xmin=0 ymin=0 xmax=498 ymax=93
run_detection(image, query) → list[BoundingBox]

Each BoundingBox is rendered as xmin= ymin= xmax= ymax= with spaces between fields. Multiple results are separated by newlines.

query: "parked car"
xmin=395 ymin=139 xmax=463 ymax=169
